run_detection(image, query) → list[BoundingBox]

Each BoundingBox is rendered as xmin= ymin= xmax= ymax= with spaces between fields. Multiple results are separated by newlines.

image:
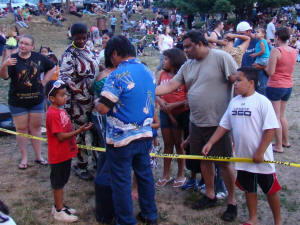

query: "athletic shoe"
xmin=53 ymin=207 xmax=78 ymax=222
xmin=181 ymin=178 xmax=198 ymax=190
xmin=199 ymin=184 xmax=206 ymax=194
xmin=136 ymin=212 xmax=158 ymax=225
xmin=192 ymin=195 xmax=217 ymax=210
xmin=221 ymin=204 xmax=237 ymax=222
xmin=51 ymin=205 xmax=76 ymax=216
xmin=216 ymin=191 xmax=228 ymax=200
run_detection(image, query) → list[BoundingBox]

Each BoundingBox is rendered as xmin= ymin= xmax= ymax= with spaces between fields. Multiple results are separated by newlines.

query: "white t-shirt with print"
xmin=220 ymin=92 xmax=279 ymax=174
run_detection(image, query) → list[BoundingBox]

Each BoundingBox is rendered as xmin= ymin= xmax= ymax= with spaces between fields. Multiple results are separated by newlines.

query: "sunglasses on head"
xmin=48 ymin=80 xmax=65 ymax=99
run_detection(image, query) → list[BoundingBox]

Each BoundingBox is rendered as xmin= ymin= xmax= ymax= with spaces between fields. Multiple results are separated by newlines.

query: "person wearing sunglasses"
xmin=59 ymin=23 xmax=100 ymax=181
xmin=0 ymin=34 xmax=56 ymax=170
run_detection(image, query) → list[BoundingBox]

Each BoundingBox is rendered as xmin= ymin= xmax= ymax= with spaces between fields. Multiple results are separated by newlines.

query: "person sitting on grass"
xmin=45 ymin=80 xmax=93 ymax=223
xmin=202 ymin=67 xmax=282 ymax=225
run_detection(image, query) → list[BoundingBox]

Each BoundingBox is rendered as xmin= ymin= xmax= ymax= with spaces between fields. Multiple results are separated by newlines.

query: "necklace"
xmin=72 ymin=41 xmax=84 ymax=50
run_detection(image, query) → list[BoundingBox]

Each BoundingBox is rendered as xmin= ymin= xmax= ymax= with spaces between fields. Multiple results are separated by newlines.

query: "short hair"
xmin=213 ymin=20 xmax=223 ymax=30
xmin=70 ymin=23 xmax=88 ymax=37
xmin=45 ymin=80 xmax=66 ymax=98
xmin=105 ymin=35 xmax=136 ymax=59
xmin=20 ymin=34 xmax=35 ymax=45
xmin=104 ymin=49 xmax=114 ymax=68
xmin=256 ymin=27 xmax=266 ymax=34
xmin=40 ymin=46 xmax=51 ymax=53
xmin=102 ymin=31 xmax=114 ymax=39
xmin=275 ymin=27 xmax=290 ymax=42
xmin=182 ymin=30 xmax=209 ymax=46
xmin=237 ymin=67 xmax=258 ymax=88
xmin=163 ymin=48 xmax=187 ymax=74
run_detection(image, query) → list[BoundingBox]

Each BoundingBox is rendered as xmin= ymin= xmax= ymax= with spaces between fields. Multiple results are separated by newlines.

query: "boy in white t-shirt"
xmin=202 ymin=67 xmax=282 ymax=225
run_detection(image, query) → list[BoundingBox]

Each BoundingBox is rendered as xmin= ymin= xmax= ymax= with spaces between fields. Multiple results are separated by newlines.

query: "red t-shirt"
xmin=158 ymin=71 xmax=189 ymax=114
xmin=46 ymin=106 xmax=78 ymax=164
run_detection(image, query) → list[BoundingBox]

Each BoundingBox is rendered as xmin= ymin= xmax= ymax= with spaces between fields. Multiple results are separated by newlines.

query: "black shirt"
xmin=8 ymin=52 xmax=54 ymax=107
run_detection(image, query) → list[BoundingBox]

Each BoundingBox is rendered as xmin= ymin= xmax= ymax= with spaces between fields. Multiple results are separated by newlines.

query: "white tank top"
xmin=161 ymin=35 xmax=173 ymax=52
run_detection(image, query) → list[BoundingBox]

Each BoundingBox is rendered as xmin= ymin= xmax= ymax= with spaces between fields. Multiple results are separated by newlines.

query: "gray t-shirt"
xmin=174 ymin=49 xmax=238 ymax=127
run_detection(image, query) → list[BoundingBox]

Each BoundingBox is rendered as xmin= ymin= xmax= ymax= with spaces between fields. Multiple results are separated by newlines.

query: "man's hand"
xmin=202 ymin=142 xmax=212 ymax=156
xmin=250 ymin=53 xmax=256 ymax=58
xmin=253 ymin=151 xmax=264 ymax=163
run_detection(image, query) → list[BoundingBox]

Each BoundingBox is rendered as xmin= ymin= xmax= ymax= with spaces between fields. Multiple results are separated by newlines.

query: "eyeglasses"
xmin=48 ymin=80 xmax=65 ymax=99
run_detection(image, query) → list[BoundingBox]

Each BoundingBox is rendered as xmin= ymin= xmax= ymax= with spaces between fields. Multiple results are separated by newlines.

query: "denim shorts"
xmin=9 ymin=101 xmax=45 ymax=117
xmin=159 ymin=110 xmax=189 ymax=129
xmin=266 ymin=87 xmax=292 ymax=101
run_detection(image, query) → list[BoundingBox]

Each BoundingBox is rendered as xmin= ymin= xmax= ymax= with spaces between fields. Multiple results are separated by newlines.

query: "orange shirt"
xmin=267 ymin=47 xmax=297 ymax=88
xmin=51 ymin=66 xmax=60 ymax=80
xmin=158 ymin=71 xmax=189 ymax=114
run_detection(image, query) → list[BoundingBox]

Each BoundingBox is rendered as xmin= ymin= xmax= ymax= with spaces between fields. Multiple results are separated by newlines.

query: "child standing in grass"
xmin=202 ymin=67 xmax=282 ymax=225
xmin=45 ymin=80 xmax=92 ymax=223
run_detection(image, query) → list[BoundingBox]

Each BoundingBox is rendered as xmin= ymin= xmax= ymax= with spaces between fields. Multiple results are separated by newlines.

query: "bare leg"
xmin=12 ymin=114 xmax=29 ymax=165
xmin=244 ymin=193 xmax=258 ymax=225
xmin=160 ymin=128 xmax=174 ymax=179
xmin=280 ymin=101 xmax=290 ymax=147
xmin=28 ymin=113 xmax=44 ymax=161
xmin=54 ymin=188 xmax=64 ymax=210
xmin=201 ymin=161 xmax=215 ymax=199
xmin=172 ymin=128 xmax=185 ymax=180
xmin=267 ymin=192 xmax=282 ymax=225
xmin=218 ymin=162 xmax=236 ymax=205
xmin=271 ymin=101 xmax=283 ymax=152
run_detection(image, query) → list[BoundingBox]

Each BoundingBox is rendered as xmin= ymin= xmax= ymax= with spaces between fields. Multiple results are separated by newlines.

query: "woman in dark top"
xmin=0 ymin=34 xmax=56 ymax=169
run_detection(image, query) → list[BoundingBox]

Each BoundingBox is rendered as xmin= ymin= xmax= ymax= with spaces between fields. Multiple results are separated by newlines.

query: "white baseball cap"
xmin=236 ymin=21 xmax=252 ymax=32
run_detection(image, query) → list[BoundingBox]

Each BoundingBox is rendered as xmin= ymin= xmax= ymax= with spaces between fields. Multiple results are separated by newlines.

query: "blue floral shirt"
xmin=101 ymin=58 xmax=156 ymax=147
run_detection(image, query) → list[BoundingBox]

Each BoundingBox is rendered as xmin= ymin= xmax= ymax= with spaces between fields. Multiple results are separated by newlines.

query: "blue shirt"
xmin=255 ymin=39 xmax=270 ymax=59
xmin=234 ymin=38 xmax=259 ymax=67
xmin=110 ymin=17 xmax=117 ymax=26
xmin=101 ymin=58 xmax=156 ymax=147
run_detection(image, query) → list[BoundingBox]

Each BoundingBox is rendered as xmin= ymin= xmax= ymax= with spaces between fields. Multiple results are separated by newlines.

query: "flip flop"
xmin=156 ymin=177 xmax=173 ymax=187
xmin=282 ymin=144 xmax=291 ymax=148
xmin=273 ymin=148 xmax=284 ymax=153
xmin=18 ymin=163 xmax=28 ymax=170
xmin=241 ymin=223 xmax=252 ymax=225
xmin=172 ymin=177 xmax=187 ymax=188
xmin=34 ymin=159 xmax=48 ymax=166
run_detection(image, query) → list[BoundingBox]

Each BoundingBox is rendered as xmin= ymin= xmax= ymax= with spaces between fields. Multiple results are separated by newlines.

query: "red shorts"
xmin=235 ymin=170 xmax=281 ymax=195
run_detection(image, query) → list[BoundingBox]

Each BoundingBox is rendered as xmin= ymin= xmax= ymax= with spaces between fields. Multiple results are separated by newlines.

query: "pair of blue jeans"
xmin=106 ymin=138 xmax=158 ymax=225
xmin=256 ymin=69 xmax=268 ymax=96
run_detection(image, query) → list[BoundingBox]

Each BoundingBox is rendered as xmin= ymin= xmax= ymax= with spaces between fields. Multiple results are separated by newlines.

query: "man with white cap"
xmin=235 ymin=21 xmax=269 ymax=95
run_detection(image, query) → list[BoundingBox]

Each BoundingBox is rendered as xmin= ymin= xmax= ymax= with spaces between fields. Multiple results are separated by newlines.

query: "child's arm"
xmin=251 ymin=41 xmax=266 ymax=58
xmin=55 ymin=122 xmax=93 ymax=142
xmin=253 ymin=129 xmax=275 ymax=163
xmin=202 ymin=126 xmax=229 ymax=155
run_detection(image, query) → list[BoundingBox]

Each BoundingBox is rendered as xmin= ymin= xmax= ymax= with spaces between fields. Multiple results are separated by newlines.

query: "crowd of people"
xmin=0 ymin=2 xmax=299 ymax=225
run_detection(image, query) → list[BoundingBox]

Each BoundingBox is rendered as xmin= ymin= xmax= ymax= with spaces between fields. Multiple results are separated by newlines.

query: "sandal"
xmin=18 ymin=163 xmax=28 ymax=170
xmin=172 ymin=177 xmax=187 ymax=188
xmin=34 ymin=159 xmax=48 ymax=166
xmin=156 ymin=177 xmax=173 ymax=187
xmin=282 ymin=144 xmax=291 ymax=148
xmin=273 ymin=147 xmax=284 ymax=153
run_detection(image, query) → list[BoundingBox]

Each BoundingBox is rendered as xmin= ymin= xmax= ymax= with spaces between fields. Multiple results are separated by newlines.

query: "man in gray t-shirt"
xmin=156 ymin=31 xmax=238 ymax=222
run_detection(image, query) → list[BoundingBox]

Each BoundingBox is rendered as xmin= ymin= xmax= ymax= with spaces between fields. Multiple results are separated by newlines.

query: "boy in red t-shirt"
xmin=45 ymin=80 xmax=92 ymax=223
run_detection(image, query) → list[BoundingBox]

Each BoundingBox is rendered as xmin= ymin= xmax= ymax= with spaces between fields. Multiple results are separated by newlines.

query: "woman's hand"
xmin=4 ymin=57 xmax=17 ymax=67
xmin=67 ymin=80 xmax=82 ymax=93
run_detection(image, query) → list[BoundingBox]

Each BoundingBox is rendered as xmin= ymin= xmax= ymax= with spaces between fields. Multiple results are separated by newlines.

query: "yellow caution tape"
xmin=0 ymin=127 xmax=299 ymax=168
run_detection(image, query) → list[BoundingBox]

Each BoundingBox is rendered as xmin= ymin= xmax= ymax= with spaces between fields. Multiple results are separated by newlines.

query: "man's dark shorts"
xmin=189 ymin=122 xmax=232 ymax=157
xmin=236 ymin=170 xmax=281 ymax=195
xmin=50 ymin=159 xmax=72 ymax=190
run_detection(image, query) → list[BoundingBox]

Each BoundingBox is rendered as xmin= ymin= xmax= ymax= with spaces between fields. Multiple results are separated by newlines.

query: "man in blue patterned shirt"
xmin=95 ymin=35 xmax=158 ymax=225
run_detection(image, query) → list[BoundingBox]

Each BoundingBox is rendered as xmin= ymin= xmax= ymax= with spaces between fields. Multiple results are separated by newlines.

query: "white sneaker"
xmin=51 ymin=205 xmax=76 ymax=215
xmin=216 ymin=191 xmax=228 ymax=200
xmin=53 ymin=207 xmax=78 ymax=222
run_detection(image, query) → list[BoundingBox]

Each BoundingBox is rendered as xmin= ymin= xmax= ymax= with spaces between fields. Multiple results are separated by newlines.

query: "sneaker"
xmin=53 ymin=207 xmax=78 ymax=222
xmin=216 ymin=191 xmax=228 ymax=200
xmin=199 ymin=184 xmax=206 ymax=194
xmin=192 ymin=195 xmax=217 ymax=210
xmin=181 ymin=178 xmax=197 ymax=190
xmin=136 ymin=212 xmax=158 ymax=225
xmin=221 ymin=204 xmax=237 ymax=222
xmin=51 ymin=205 xmax=76 ymax=216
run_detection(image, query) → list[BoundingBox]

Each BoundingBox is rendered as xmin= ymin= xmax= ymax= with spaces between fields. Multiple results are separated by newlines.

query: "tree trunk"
xmin=66 ymin=0 xmax=70 ymax=13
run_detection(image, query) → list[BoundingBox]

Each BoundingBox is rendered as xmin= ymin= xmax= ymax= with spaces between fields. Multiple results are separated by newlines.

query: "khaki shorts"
xmin=189 ymin=122 xmax=232 ymax=157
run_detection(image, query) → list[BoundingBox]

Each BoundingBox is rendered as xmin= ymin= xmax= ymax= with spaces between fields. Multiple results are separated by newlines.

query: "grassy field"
xmin=0 ymin=11 xmax=300 ymax=225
